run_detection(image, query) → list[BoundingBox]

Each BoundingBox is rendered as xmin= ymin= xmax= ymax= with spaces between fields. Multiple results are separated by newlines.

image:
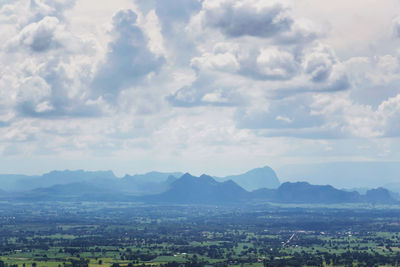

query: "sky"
xmin=0 ymin=0 xmax=400 ymax=177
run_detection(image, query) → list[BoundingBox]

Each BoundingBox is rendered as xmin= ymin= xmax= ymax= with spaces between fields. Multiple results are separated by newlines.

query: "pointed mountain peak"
xmin=180 ymin=173 xmax=195 ymax=179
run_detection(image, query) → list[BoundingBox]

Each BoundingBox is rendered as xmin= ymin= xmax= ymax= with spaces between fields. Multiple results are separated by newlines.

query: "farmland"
xmin=1 ymin=202 xmax=400 ymax=266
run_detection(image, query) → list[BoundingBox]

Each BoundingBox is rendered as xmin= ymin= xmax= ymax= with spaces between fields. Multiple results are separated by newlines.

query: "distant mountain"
xmin=273 ymin=182 xmax=361 ymax=203
xmin=147 ymin=178 xmax=398 ymax=205
xmin=0 ymin=167 xmax=398 ymax=205
xmin=216 ymin=166 xmax=280 ymax=191
xmin=383 ymin=182 xmax=400 ymax=194
xmin=119 ymin=172 xmax=182 ymax=195
xmin=147 ymin=173 xmax=250 ymax=204
xmin=3 ymin=176 xmax=397 ymax=205
xmin=364 ymin=188 xmax=397 ymax=204
xmin=0 ymin=170 xmax=183 ymax=195
xmin=250 ymin=188 xmax=276 ymax=200
xmin=0 ymin=170 xmax=117 ymax=192
xmin=0 ymin=174 xmax=40 ymax=191
xmin=122 ymin=171 xmax=183 ymax=184
xmin=277 ymin=162 xmax=400 ymax=189
xmin=15 ymin=182 xmax=134 ymax=202
xmin=343 ymin=187 xmax=371 ymax=194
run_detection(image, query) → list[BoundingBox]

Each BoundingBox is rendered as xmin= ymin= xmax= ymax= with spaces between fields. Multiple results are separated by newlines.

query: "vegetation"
xmin=1 ymin=202 xmax=400 ymax=266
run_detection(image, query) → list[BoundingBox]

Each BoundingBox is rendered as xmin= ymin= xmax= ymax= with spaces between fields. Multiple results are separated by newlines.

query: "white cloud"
xmin=191 ymin=49 xmax=240 ymax=73
xmin=8 ymin=16 xmax=61 ymax=52
xmin=0 ymin=0 xmax=400 ymax=176
xmin=378 ymin=94 xmax=400 ymax=136
xmin=143 ymin=9 xmax=166 ymax=58
xmin=201 ymin=0 xmax=292 ymax=38
xmin=17 ymin=76 xmax=51 ymax=103
xmin=256 ymin=47 xmax=298 ymax=79
xmin=91 ymin=9 xmax=164 ymax=101
xmin=393 ymin=16 xmax=400 ymax=38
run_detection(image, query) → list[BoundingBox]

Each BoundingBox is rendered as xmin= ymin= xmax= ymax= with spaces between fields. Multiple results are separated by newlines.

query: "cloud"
xmin=17 ymin=76 xmax=51 ymax=106
xmin=154 ymin=0 xmax=201 ymax=26
xmin=29 ymin=0 xmax=76 ymax=22
xmin=91 ymin=9 xmax=164 ymax=101
xmin=170 ymin=39 xmax=348 ymax=108
xmin=152 ymin=0 xmax=202 ymax=65
xmin=170 ymin=0 xmax=347 ymax=109
xmin=0 ymin=0 xmax=75 ymax=28
xmin=343 ymin=55 xmax=400 ymax=107
xmin=306 ymin=92 xmax=400 ymax=139
xmin=0 ymin=0 xmax=106 ymax=119
xmin=201 ymin=0 xmax=292 ymax=38
xmin=252 ymin=47 xmax=298 ymax=80
xmin=377 ymin=94 xmax=400 ymax=137
xmin=1 ymin=0 xmax=400 ymax=174
xmin=235 ymin=94 xmax=325 ymax=130
xmin=8 ymin=16 xmax=61 ymax=52
xmin=393 ymin=16 xmax=400 ymax=38
xmin=167 ymin=73 xmax=242 ymax=107
xmin=191 ymin=49 xmax=240 ymax=73
xmin=302 ymin=44 xmax=335 ymax=82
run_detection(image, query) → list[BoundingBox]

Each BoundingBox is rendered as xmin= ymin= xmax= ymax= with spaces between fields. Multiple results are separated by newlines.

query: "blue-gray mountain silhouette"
xmin=119 ymin=171 xmax=182 ymax=195
xmin=217 ymin=166 xmax=280 ymax=191
xmin=0 ymin=170 xmax=116 ymax=192
xmin=273 ymin=182 xmax=361 ymax=203
xmin=0 ymin=168 xmax=397 ymax=205
xmin=364 ymin=188 xmax=397 ymax=204
xmin=147 ymin=173 xmax=249 ymax=204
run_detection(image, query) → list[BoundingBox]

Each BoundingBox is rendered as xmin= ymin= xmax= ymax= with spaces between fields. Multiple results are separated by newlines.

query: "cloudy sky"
xmin=0 ymin=0 xmax=400 ymax=176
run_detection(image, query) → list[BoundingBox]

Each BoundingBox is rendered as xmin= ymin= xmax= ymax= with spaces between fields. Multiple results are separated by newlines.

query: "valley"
xmin=1 ymin=202 xmax=400 ymax=266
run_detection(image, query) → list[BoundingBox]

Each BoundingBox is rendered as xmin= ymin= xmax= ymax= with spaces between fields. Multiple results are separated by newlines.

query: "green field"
xmin=1 ymin=202 xmax=400 ymax=266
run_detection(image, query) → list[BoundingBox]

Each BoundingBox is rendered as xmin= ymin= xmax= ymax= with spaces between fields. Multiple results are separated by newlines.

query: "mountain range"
xmin=277 ymin=162 xmax=400 ymax=189
xmin=0 ymin=167 xmax=279 ymax=194
xmin=0 ymin=166 xmax=398 ymax=205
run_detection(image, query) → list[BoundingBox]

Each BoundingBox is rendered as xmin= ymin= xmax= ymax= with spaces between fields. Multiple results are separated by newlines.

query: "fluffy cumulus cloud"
xmin=167 ymin=0 xmax=349 ymax=120
xmin=0 ymin=0 xmax=103 ymax=119
xmin=91 ymin=9 xmax=164 ymax=101
xmin=9 ymin=16 xmax=62 ymax=52
xmin=202 ymin=0 xmax=292 ymax=38
xmin=0 ymin=0 xmax=400 ymax=174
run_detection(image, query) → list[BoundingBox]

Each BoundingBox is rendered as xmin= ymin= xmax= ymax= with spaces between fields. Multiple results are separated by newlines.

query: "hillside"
xmin=147 ymin=173 xmax=250 ymax=204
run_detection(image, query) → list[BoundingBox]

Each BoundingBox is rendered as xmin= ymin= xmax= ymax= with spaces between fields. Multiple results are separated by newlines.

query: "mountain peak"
xmin=199 ymin=174 xmax=218 ymax=183
xmin=150 ymin=173 xmax=249 ymax=204
xmin=218 ymin=165 xmax=280 ymax=191
xmin=365 ymin=187 xmax=396 ymax=204
xmin=180 ymin=173 xmax=196 ymax=179
xmin=277 ymin=181 xmax=360 ymax=203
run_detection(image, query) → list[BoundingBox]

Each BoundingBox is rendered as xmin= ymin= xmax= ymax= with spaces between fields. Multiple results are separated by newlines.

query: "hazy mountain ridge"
xmin=0 ymin=170 xmax=117 ymax=192
xmin=365 ymin=188 xmax=398 ymax=204
xmin=2 ymin=173 xmax=395 ymax=205
xmin=273 ymin=182 xmax=361 ymax=203
xmin=15 ymin=182 xmax=122 ymax=201
xmin=118 ymin=172 xmax=182 ymax=195
xmin=145 ymin=173 xmax=250 ymax=204
xmin=0 ymin=166 xmax=278 ymax=194
xmin=0 ymin=166 xmax=398 ymax=205
xmin=216 ymin=166 xmax=280 ymax=191
xmin=278 ymin=162 xmax=400 ymax=189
